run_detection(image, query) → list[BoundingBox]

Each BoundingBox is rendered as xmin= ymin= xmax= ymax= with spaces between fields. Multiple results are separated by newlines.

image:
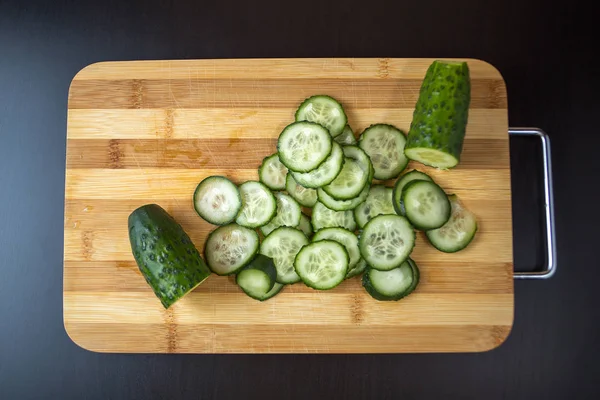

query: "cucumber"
xmin=392 ymin=170 xmax=433 ymax=215
xmin=298 ymin=212 xmax=314 ymax=238
xmin=346 ymin=258 xmax=367 ymax=279
xmin=362 ymin=258 xmax=420 ymax=301
xmin=294 ymin=240 xmax=349 ymax=290
xmin=358 ymin=124 xmax=409 ymax=180
xmin=311 ymin=201 xmax=357 ymax=232
xmin=259 ymin=192 xmax=302 ymax=236
xmin=235 ymin=254 xmax=278 ymax=301
xmin=335 ymin=125 xmax=357 ymax=145
xmin=285 ymin=173 xmax=318 ymax=207
xmin=425 ymin=194 xmax=478 ymax=252
xmin=204 ymin=224 xmax=260 ymax=275
xmin=359 ymin=214 xmax=415 ymax=271
xmin=290 ymin=142 xmax=344 ymax=188
xmin=354 ymin=185 xmax=395 ymax=228
xmin=342 ymin=145 xmax=373 ymax=180
xmin=260 ymin=226 xmax=308 ymax=284
xmin=277 ymin=121 xmax=332 ymax=173
xmin=313 ymin=227 xmax=361 ymax=270
xmin=295 ymin=95 xmax=348 ymax=138
xmin=404 ymin=60 xmax=471 ymax=169
xmin=321 ymin=157 xmax=368 ymax=200
xmin=235 ymin=181 xmax=277 ymax=228
xmin=400 ymin=180 xmax=450 ymax=230
xmin=193 ymin=176 xmax=242 ymax=226
xmin=128 ymin=204 xmax=211 ymax=309
xmin=317 ymin=182 xmax=370 ymax=212
xmin=259 ymin=153 xmax=288 ymax=191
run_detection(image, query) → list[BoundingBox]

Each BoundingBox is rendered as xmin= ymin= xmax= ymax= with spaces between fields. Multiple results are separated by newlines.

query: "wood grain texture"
xmin=63 ymin=58 xmax=514 ymax=354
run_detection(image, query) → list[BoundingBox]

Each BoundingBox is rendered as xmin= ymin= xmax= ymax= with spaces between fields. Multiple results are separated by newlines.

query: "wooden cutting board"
xmin=63 ymin=58 xmax=513 ymax=354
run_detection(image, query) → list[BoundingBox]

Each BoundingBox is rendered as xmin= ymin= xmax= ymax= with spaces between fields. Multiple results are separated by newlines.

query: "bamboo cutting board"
xmin=63 ymin=58 xmax=514 ymax=354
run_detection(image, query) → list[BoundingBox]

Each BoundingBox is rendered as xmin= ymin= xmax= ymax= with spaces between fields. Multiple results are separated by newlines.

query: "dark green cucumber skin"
xmin=128 ymin=204 xmax=211 ymax=309
xmin=392 ymin=170 xmax=433 ymax=215
xmin=362 ymin=259 xmax=420 ymax=301
xmin=235 ymin=254 xmax=277 ymax=298
xmin=400 ymin=180 xmax=450 ymax=230
xmin=405 ymin=60 xmax=471 ymax=165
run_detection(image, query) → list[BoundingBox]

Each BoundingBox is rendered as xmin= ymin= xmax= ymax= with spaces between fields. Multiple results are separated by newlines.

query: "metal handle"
xmin=509 ymin=128 xmax=557 ymax=279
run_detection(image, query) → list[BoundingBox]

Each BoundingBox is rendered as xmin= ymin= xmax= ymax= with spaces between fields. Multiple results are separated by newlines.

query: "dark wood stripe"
xmin=66 ymin=138 xmax=509 ymax=169
xmin=68 ymin=79 xmax=507 ymax=109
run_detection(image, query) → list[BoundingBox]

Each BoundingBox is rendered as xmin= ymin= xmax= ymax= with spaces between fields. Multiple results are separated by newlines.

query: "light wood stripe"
xmin=66 ymin=108 xmax=509 ymax=140
xmin=68 ymin=79 xmax=507 ymax=109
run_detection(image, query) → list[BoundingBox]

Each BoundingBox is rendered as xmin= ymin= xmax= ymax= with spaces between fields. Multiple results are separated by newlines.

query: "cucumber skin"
xmin=236 ymin=254 xmax=277 ymax=299
xmin=362 ymin=259 xmax=420 ymax=301
xmin=405 ymin=60 xmax=471 ymax=167
xmin=425 ymin=194 xmax=478 ymax=253
xmin=128 ymin=204 xmax=211 ymax=309
xmin=392 ymin=170 xmax=433 ymax=216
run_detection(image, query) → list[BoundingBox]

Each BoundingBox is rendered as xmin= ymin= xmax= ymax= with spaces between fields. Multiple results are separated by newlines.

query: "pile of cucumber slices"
xmin=193 ymin=90 xmax=478 ymax=302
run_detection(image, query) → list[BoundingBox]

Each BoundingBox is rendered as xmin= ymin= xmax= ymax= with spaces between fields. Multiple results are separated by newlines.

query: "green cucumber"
xmin=295 ymin=95 xmax=348 ymax=137
xmin=285 ymin=173 xmax=318 ymax=207
xmin=277 ymin=121 xmax=333 ymax=173
xmin=235 ymin=254 xmax=278 ymax=301
xmin=335 ymin=125 xmax=357 ymax=145
xmin=204 ymin=224 xmax=260 ymax=275
xmin=193 ymin=176 xmax=242 ymax=226
xmin=235 ymin=181 xmax=277 ymax=228
xmin=259 ymin=192 xmax=302 ymax=236
xmin=362 ymin=258 xmax=420 ymax=301
xmin=392 ymin=170 xmax=433 ymax=215
xmin=321 ymin=157 xmax=369 ymax=200
xmin=294 ymin=240 xmax=349 ymax=290
xmin=298 ymin=212 xmax=314 ymax=238
xmin=311 ymin=201 xmax=357 ymax=232
xmin=290 ymin=142 xmax=344 ymax=189
xmin=260 ymin=226 xmax=308 ymax=284
xmin=358 ymin=124 xmax=409 ymax=180
xmin=346 ymin=258 xmax=367 ymax=279
xmin=354 ymin=184 xmax=395 ymax=228
xmin=404 ymin=60 xmax=471 ymax=169
xmin=317 ymin=182 xmax=370 ymax=211
xmin=312 ymin=227 xmax=361 ymax=270
xmin=425 ymin=194 xmax=478 ymax=252
xmin=359 ymin=214 xmax=415 ymax=271
xmin=400 ymin=180 xmax=451 ymax=230
xmin=128 ymin=204 xmax=211 ymax=309
xmin=259 ymin=153 xmax=288 ymax=191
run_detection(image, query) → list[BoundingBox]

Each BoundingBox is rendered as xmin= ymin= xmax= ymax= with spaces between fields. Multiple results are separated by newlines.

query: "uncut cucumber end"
xmin=404 ymin=148 xmax=459 ymax=169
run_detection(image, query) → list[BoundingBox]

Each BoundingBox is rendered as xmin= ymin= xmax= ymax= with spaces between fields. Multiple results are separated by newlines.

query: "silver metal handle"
xmin=509 ymin=128 xmax=557 ymax=279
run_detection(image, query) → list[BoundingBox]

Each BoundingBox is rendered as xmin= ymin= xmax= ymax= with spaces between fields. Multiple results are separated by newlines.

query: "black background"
xmin=0 ymin=0 xmax=598 ymax=399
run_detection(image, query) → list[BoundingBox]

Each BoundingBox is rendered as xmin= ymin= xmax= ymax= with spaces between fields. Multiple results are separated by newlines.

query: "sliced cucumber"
xmin=291 ymin=142 xmax=344 ymax=189
xmin=259 ymin=192 xmax=302 ymax=236
xmin=342 ymin=145 xmax=373 ymax=179
xmin=392 ymin=170 xmax=433 ymax=215
xmin=193 ymin=176 xmax=242 ymax=226
xmin=277 ymin=121 xmax=332 ymax=173
xmin=235 ymin=181 xmax=277 ymax=228
xmin=335 ymin=125 xmax=357 ymax=145
xmin=204 ymin=224 xmax=260 ymax=275
xmin=346 ymin=258 xmax=367 ymax=279
xmin=259 ymin=154 xmax=288 ymax=191
xmin=322 ymin=158 xmax=368 ymax=200
xmin=425 ymin=194 xmax=478 ymax=252
xmin=285 ymin=173 xmax=318 ymax=207
xmin=235 ymin=254 xmax=277 ymax=300
xmin=400 ymin=180 xmax=450 ymax=230
xmin=358 ymin=124 xmax=409 ymax=180
xmin=362 ymin=258 xmax=420 ymax=301
xmin=298 ymin=212 xmax=314 ymax=238
xmin=260 ymin=226 xmax=308 ymax=284
xmin=294 ymin=240 xmax=349 ymax=290
xmin=313 ymin=227 xmax=360 ymax=270
xmin=311 ymin=201 xmax=357 ymax=232
xmin=295 ymin=95 xmax=348 ymax=138
xmin=359 ymin=214 xmax=415 ymax=271
xmin=317 ymin=182 xmax=370 ymax=211
xmin=354 ymin=185 xmax=395 ymax=228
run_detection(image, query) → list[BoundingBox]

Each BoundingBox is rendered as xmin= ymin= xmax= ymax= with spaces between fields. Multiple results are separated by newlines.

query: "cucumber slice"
xmin=425 ymin=194 xmax=478 ymax=252
xmin=259 ymin=282 xmax=285 ymax=301
xmin=362 ymin=258 xmax=420 ymax=301
xmin=277 ymin=121 xmax=333 ymax=173
xmin=260 ymin=226 xmax=308 ymax=284
xmin=321 ymin=158 xmax=368 ymax=200
xmin=290 ymin=142 xmax=344 ymax=189
xmin=335 ymin=125 xmax=357 ymax=145
xmin=204 ymin=224 xmax=260 ymax=275
xmin=346 ymin=257 xmax=367 ymax=279
xmin=317 ymin=182 xmax=370 ymax=211
xmin=311 ymin=201 xmax=357 ymax=232
xmin=359 ymin=214 xmax=415 ymax=271
xmin=342 ymin=145 xmax=373 ymax=178
xmin=354 ymin=185 xmax=395 ymax=228
xmin=295 ymin=95 xmax=348 ymax=138
xmin=235 ymin=254 xmax=277 ymax=300
xmin=193 ymin=176 xmax=242 ymax=226
xmin=294 ymin=240 xmax=349 ymax=290
xmin=313 ymin=227 xmax=360 ymax=270
xmin=392 ymin=170 xmax=433 ymax=215
xmin=400 ymin=180 xmax=450 ymax=230
xmin=235 ymin=181 xmax=277 ymax=228
xmin=259 ymin=154 xmax=288 ymax=191
xmin=259 ymin=192 xmax=302 ymax=236
xmin=285 ymin=173 xmax=318 ymax=207
xmin=298 ymin=212 xmax=314 ymax=238
xmin=358 ymin=124 xmax=409 ymax=180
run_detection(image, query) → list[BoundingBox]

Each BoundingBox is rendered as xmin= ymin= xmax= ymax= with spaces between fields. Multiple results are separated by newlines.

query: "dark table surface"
xmin=1 ymin=0 xmax=598 ymax=399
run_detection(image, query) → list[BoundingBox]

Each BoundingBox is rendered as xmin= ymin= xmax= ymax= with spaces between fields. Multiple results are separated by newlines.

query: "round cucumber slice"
xmin=312 ymin=227 xmax=360 ymax=270
xmin=235 ymin=254 xmax=277 ymax=300
xmin=294 ymin=240 xmax=349 ymax=290
xmin=362 ymin=258 xmax=420 ymax=301
xmin=425 ymin=194 xmax=478 ymax=252
xmin=358 ymin=124 xmax=409 ymax=180
xmin=193 ymin=176 xmax=242 ymax=226
xmin=235 ymin=181 xmax=277 ymax=228
xmin=259 ymin=154 xmax=288 ymax=190
xmin=317 ymin=182 xmax=370 ymax=211
xmin=277 ymin=121 xmax=332 ymax=173
xmin=321 ymin=158 xmax=368 ymax=200
xmin=311 ymin=201 xmax=357 ymax=232
xmin=291 ymin=142 xmax=344 ymax=188
xmin=392 ymin=170 xmax=433 ymax=215
xmin=354 ymin=184 xmax=395 ymax=228
xmin=334 ymin=124 xmax=357 ymax=145
xmin=285 ymin=173 xmax=318 ymax=207
xmin=295 ymin=95 xmax=348 ymax=138
xmin=260 ymin=226 xmax=308 ymax=284
xmin=346 ymin=258 xmax=367 ymax=279
xmin=400 ymin=180 xmax=450 ymax=230
xmin=359 ymin=214 xmax=415 ymax=271
xmin=204 ymin=224 xmax=260 ymax=275
xmin=259 ymin=192 xmax=302 ymax=236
